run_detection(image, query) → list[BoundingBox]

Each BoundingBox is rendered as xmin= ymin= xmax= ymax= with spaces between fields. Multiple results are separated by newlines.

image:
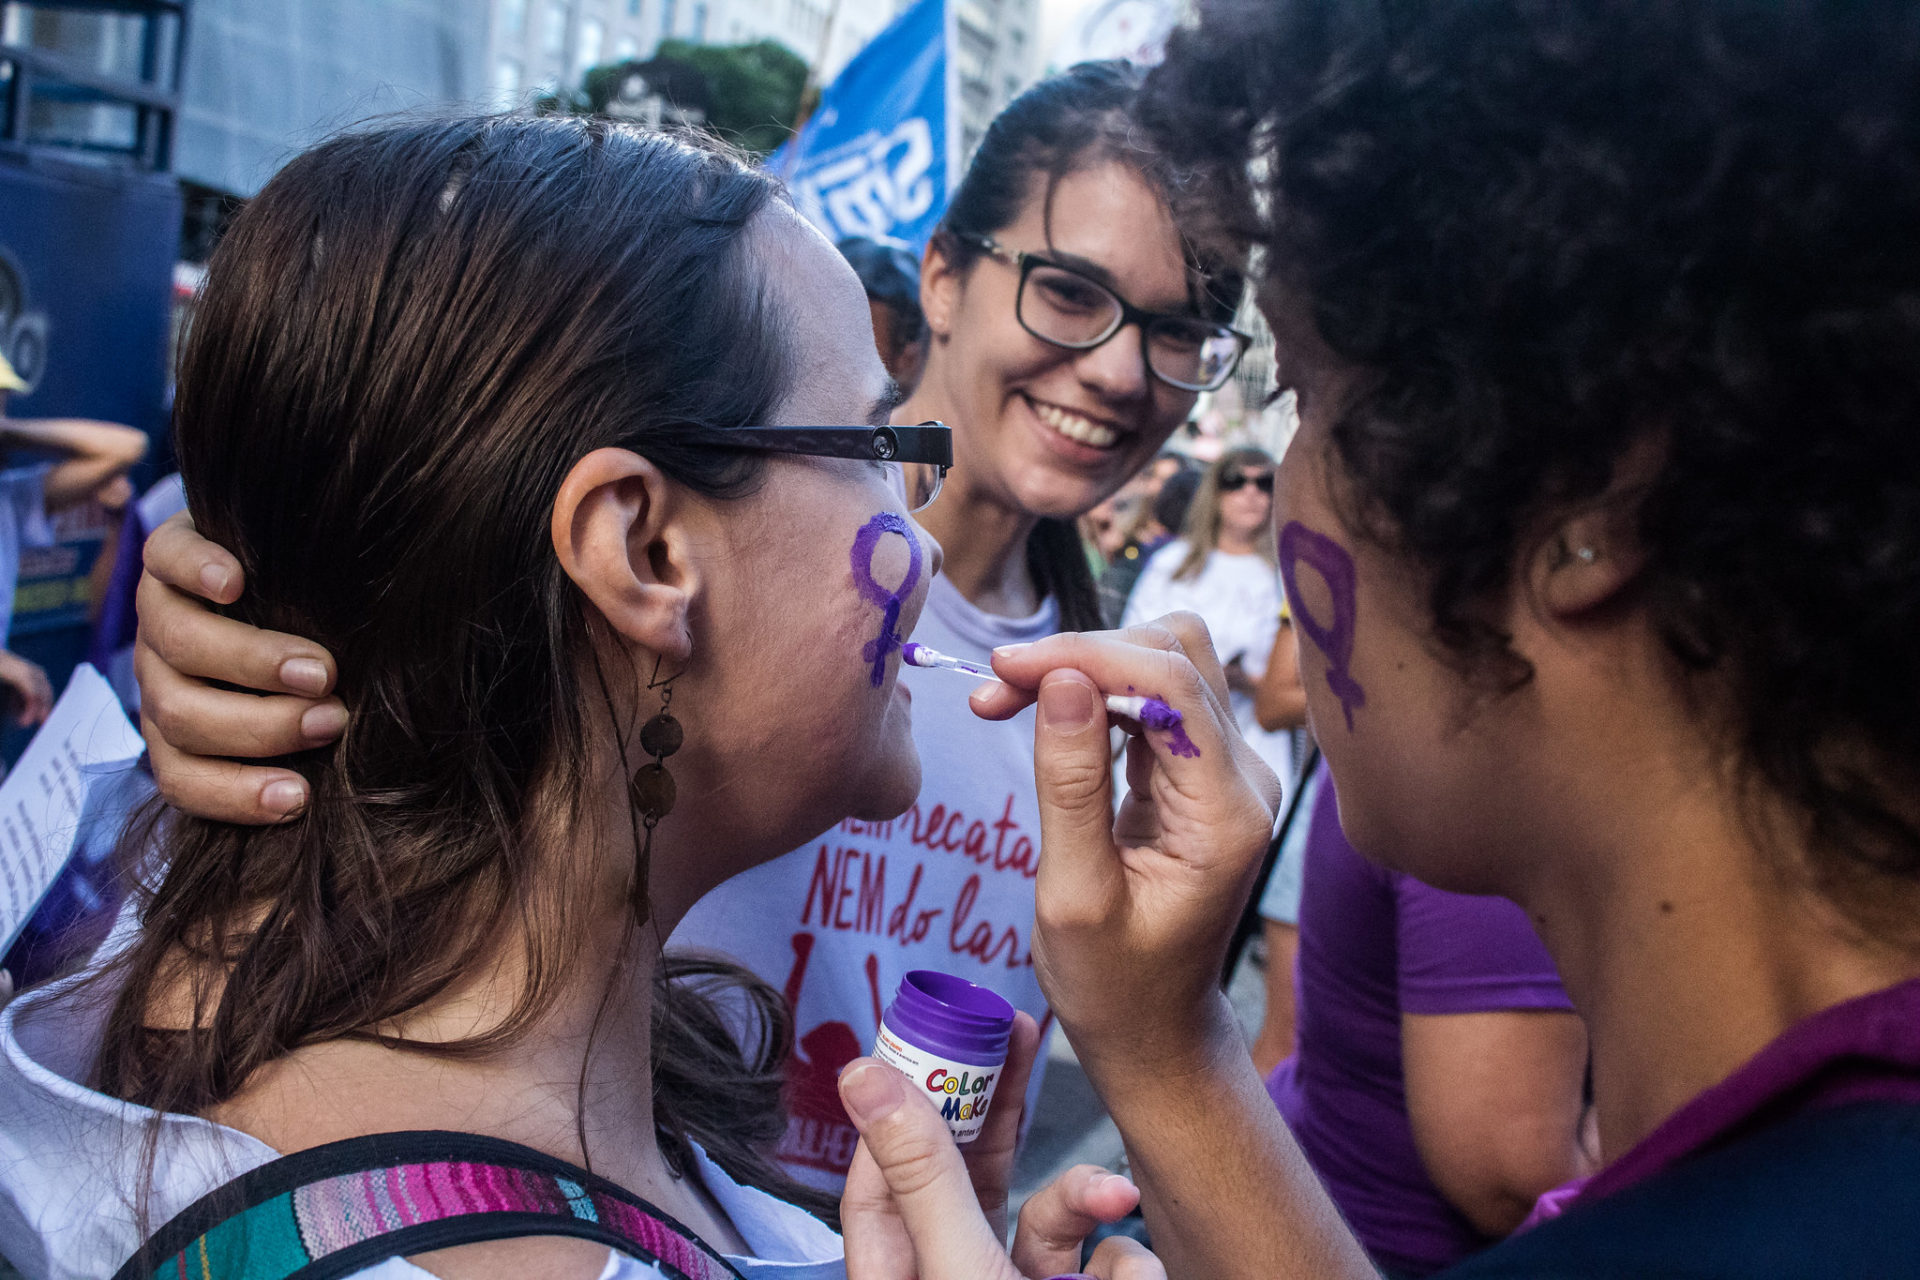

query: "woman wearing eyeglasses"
xmin=1122 ymin=449 xmax=1298 ymax=786
xmin=2 ymin=118 xmax=972 ymax=1280
xmin=118 ymin=59 xmax=1250 ymax=1200
xmin=676 ymin=58 xmax=1247 ymax=1194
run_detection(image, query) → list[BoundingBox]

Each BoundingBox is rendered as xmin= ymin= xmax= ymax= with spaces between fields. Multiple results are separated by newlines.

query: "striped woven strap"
xmin=113 ymin=1130 xmax=748 ymax=1280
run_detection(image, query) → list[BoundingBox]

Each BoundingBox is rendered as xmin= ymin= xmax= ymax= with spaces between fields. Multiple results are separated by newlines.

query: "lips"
xmin=1025 ymin=394 xmax=1123 ymax=449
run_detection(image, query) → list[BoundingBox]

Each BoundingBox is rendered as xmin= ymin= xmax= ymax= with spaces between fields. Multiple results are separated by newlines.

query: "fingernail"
xmin=301 ymin=703 xmax=347 ymax=742
xmin=839 ymin=1062 xmax=905 ymax=1124
xmin=1097 ymin=1172 xmax=1137 ymax=1193
xmin=281 ymin=657 xmax=329 ymax=695
xmin=1039 ymin=680 xmax=1096 ymax=731
xmin=199 ymin=563 xmax=232 ymax=597
xmin=261 ymin=779 xmax=307 ymax=817
xmin=992 ymin=643 xmax=1031 ymax=658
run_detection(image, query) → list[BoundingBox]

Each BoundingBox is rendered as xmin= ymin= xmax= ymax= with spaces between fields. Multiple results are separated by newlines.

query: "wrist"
xmin=1064 ymin=989 xmax=1245 ymax=1097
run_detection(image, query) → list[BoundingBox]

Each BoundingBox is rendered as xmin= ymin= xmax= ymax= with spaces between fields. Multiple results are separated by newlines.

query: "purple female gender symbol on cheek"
xmin=1279 ymin=520 xmax=1367 ymax=731
xmin=850 ymin=512 xmax=924 ymax=687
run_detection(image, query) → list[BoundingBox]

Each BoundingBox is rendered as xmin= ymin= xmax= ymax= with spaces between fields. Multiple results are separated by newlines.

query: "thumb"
xmin=839 ymin=1060 xmax=1022 ymax=1280
xmin=1032 ymin=671 xmax=1120 ymax=907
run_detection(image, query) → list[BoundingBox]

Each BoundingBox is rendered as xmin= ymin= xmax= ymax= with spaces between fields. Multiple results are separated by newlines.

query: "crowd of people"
xmin=2 ymin=0 xmax=1918 ymax=1277
xmin=0 ymin=354 xmax=147 ymax=733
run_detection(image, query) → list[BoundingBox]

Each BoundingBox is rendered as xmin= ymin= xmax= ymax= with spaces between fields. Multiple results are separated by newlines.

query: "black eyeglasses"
xmin=1219 ymin=470 xmax=1274 ymax=494
xmin=955 ymin=232 xmax=1252 ymax=392
xmin=673 ymin=421 xmax=952 ymax=511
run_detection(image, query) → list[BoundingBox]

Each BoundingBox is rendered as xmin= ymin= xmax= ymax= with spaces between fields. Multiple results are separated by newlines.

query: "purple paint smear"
xmin=851 ymin=512 xmax=924 ymax=686
xmin=1278 ymin=520 xmax=1367 ymax=731
xmin=1139 ymin=697 xmax=1201 ymax=758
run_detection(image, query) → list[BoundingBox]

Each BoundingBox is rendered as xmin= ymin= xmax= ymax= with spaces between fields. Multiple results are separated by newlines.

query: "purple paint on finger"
xmin=1139 ymin=697 xmax=1201 ymax=758
xmin=1279 ymin=520 xmax=1367 ymax=731
xmin=851 ymin=512 xmax=924 ymax=686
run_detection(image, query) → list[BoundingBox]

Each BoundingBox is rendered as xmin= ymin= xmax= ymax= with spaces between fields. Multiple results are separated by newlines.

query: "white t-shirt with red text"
xmin=670 ymin=573 xmax=1057 ymax=1193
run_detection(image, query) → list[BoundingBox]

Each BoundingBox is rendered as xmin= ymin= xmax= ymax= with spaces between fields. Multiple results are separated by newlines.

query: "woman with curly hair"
xmin=825 ymin=2 xmax=1920 ymax=1278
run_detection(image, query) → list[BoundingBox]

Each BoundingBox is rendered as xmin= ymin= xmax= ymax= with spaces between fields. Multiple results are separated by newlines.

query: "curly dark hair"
xmin=1143 ymin=0 xmax=1920 ymax=936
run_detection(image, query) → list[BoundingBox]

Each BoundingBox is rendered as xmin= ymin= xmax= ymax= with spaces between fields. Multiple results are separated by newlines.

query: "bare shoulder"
xmin=404 ymin=1235 xmax=625 ymax=1280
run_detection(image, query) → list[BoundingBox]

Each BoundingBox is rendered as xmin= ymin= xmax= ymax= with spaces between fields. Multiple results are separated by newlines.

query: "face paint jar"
xmin=870 ymin=969 xmax=1015 ymax=1146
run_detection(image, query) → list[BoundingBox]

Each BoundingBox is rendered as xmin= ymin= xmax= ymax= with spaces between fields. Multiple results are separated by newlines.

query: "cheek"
xmin=846 ymin=511 xmax=927 ymax=686
xmin=1278 ymin=519 xmax=1368 ymax=735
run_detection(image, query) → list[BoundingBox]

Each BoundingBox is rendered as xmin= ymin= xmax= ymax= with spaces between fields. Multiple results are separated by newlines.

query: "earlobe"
xmin=550 ymin=448 xmax=696 ymax=661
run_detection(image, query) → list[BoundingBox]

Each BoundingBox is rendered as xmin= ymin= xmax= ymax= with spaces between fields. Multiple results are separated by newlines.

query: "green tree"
xmin=657 ymin=38 xmax=809 ymax=156
xmin=546 ymin=39 xmax=809 ymax=158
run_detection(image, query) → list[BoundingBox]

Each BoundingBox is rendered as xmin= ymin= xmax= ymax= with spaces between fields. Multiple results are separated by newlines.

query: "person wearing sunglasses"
xmin=1123 ymin=447 xmax=1301 ymax=789
xmin=122 ymin=60 xmax=1251 ymax=1200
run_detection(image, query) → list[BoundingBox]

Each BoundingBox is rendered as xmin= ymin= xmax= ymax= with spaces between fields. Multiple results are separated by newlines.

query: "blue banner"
xmin=778 ymin=0 xmax=952 ymax=249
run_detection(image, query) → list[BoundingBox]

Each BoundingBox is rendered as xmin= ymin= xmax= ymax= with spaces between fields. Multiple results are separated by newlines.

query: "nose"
xmin=1073 ymin=321 xmax=1151 ymax=402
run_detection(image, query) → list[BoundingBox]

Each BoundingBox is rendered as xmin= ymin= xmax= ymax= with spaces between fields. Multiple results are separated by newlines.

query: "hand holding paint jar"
xmin=870 ymin=970 xmax=1015 ymax=1145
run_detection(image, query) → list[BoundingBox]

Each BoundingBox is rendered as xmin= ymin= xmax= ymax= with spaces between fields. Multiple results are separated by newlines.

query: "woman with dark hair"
xmin=825 ymin=1 xmax=1920 ymax=1277
xmin=835 ymin=236 xmax=929 ymax=392
xmin=126 ymin=61 xmax=1249 ymax=1197
xmin=0 ymin=116 xmax=1144 ymax=1280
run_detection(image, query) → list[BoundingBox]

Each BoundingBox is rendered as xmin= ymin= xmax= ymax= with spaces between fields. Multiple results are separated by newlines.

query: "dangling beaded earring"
xmin=625 ymin=656 xmax=683 ymax=925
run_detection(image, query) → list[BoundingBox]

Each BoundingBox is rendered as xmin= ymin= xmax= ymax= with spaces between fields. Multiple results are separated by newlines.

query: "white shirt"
xmin=1123 ymin=540 xmax=1300 ymax=788
xmin=0 ymin=463 xmax=53 ymax=646
xmin=0 ymin=976 xmax=845 ymax=1280
xmin=672 ymin=573 xmax=1059 ymax=1193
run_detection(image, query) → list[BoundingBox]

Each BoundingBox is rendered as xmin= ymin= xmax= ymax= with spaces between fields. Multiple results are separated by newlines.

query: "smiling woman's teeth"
xmin=1032 ymin=399 xmax=1119 ymax=448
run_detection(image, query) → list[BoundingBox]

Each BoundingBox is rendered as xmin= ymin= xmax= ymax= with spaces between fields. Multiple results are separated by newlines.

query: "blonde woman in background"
xmin=1123 ymin=445 xmax=1300 ymax=787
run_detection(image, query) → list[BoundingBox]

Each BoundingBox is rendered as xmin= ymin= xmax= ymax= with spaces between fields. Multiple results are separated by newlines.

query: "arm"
xmin=1249 ymin=918 xmax=1300 ymax=1076
xmin=0 ymin=417 xmax=148 ymax=509
xmin=983 ymin=622 xmax=1375 ymax=1280
xmin=1089 ymin=995 xmax=1366 ymax=1280
xmin=0 ymin=650 xmax=54 ymax=726
xmin=1402 ymin=1009 xmax=1594 ymax=1238
xmin=1252 ymin=619 xmax=1307 ymax=732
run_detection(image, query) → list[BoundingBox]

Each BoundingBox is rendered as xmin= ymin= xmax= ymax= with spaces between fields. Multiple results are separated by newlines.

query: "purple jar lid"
xmin=884 ymin=970 xmax=1015 ymax=1063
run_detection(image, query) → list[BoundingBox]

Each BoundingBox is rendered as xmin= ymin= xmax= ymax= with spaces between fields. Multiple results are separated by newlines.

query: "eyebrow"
xmin=868 ymin=378 xmax=906 ymax=427
xmin=1038 ymin=248 xmax=1207 ymax=320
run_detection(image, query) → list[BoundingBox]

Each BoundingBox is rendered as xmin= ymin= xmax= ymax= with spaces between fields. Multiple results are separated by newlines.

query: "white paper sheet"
xmin=0 ymin=664 xmax=145 ymax=953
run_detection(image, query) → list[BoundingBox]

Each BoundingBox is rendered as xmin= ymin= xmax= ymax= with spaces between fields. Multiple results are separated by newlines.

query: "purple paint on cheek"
xmin=1139 ymin=697 xmax=1201 ymax=758
xmin=1278 ymin=520 xmax=1367 ymax=732
xmin=851 ymin=512 xmax=924 ymax=687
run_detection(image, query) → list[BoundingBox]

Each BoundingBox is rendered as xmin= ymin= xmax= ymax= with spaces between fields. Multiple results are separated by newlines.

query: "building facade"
xmin=177 ymin=0 xmax=488 ymax=198
xmin=953 ymin=0 xmax=1037 ymax=159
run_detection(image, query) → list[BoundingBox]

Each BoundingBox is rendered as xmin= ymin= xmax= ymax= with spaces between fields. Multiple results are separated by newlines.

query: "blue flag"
xmin=778 ymin=0 xmax=953 ymax=249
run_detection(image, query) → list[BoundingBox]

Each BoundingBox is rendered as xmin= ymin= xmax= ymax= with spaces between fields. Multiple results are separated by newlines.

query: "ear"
xmin=551 ymin=447 xmax=696 ymax=662
xmin=920 ymin=234 xmax=964 ymax=340
xmin=1524 ymin=433 xmax=1663 ymax=618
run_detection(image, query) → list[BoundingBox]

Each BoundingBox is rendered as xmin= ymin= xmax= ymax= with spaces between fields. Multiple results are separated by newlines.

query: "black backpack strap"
xmin=111 ymin=1129 xmax=750 ymax=1280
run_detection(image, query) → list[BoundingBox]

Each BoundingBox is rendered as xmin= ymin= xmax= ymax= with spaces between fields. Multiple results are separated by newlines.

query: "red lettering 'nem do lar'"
xmin=799 ymin=794 xmax=1037 ymax=966
xmin=775 ymin=795 xmax=1041 ymax=1174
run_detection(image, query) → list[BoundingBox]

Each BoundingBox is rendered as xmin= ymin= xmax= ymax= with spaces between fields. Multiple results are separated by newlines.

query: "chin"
xmin=849 ymin=754 xmax=923 ymax=821
xmin=1010 ymin=464 xmax=1131 ymax=522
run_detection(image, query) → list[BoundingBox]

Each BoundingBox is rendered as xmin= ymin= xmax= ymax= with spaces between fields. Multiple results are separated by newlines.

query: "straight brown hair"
xmin=93 ymin=115 xmax=838 ymax=1229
